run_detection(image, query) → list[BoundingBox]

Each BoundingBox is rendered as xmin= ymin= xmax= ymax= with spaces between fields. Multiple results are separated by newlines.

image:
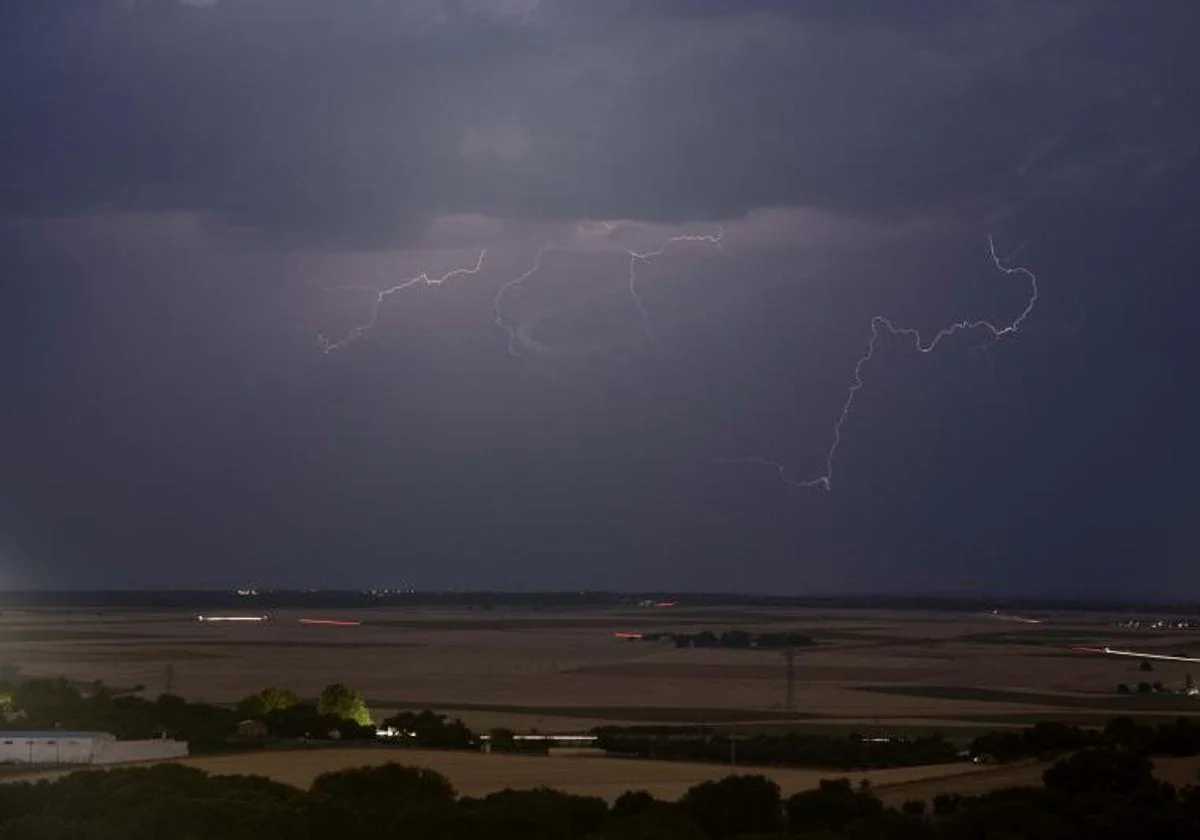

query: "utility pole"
xmin=783 ymin=646 xmax=797 ymax=711
xmin=165 ymin=663 xmax=175 ymax=696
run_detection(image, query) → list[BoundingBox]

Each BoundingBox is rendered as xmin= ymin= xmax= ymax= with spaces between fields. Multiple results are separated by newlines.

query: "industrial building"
xmin=0 ymin=731 xmax=188 ymax=766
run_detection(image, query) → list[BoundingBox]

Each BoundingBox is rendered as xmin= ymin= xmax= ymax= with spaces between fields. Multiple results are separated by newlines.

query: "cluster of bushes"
xmin=595 ymin=727 xmax=959 ymax=770
xmin=1118 ymin=679 xmax=1180 ymax=694
xmin=3 ymin=749 xmax=1200 ymax=839
xmin=241 ymin=683 xmax=379 ymax=742
xmin=379 ymin=710 xmax=478 ymax=749
xmin=649 ymin=630 xmax=817 ymax=650
xmin=969 ymin=717 xmax=1200 ymax=763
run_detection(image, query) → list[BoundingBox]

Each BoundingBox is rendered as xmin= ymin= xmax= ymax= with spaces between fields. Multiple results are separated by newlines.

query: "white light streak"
xmin=725 ymin=236 xmax=1040 ymax=491
xmin=1076 ymin=646 xmax=1200 ymax=664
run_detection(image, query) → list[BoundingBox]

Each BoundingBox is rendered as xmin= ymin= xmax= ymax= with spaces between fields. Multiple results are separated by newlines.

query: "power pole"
xmin=783 ymin=646 xmax=797 ymax=711
xmin=165 ymin=663 xmax=175 ymax=696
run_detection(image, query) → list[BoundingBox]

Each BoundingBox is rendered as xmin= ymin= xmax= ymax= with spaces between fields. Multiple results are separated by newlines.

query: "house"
xmin=0 ymin=731 xmax=188 ymax=766
xmin=234 ymin=720 xmax=268 ymax=740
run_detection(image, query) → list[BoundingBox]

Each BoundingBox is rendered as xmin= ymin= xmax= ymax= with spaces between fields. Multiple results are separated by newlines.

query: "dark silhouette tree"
xmin=785 ymin=778 xmax=884 ymax=834
xmin=679 ymin=775 xmax=782 ymax=839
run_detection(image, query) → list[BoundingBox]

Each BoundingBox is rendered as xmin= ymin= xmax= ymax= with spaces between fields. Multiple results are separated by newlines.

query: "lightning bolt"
xmin=317 ymin=249 xmax=488 ymax=353
xmin=627 ymin=228 xmax=724 ymax=342
xmin=724 ymin=235 xmax=1039 ymax=491
xmin=493 ymin=243 xmax=552 ymax=359
xmin=492 ymin=225 xmax=724 ymax=359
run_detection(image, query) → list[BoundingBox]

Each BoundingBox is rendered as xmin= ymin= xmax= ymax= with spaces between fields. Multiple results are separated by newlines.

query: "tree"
xmin=488 ymin=728 xmax=517 ymax=749
xmin=785 ymin=778 xmax=883 ymax=834
xmin=10 ymin=678 xmax=84 ymax=726
xmin=308 ymin=764 xmax=457 ymax=839
xmin=720 ymin=631 xmax=752 ymax=649
xmin=382 ymin=710 xmax=476 ymax=748
xmin=680 ymin=775 xmax=782 ymax=839
xmin=1140 ymin=658 xmax=1154 ymax=672
xmin=316 ymin=683 xmax=371 ymax=726
xmin=260 ymin=687 xmax=299 ymax=712
xmin=237 ymin=687 xmax=300 ymax=719
xmin=1042 ymin=748 xmax=1157 ymax=797
xmin=471 ymin=788 xmax=609 ymax=840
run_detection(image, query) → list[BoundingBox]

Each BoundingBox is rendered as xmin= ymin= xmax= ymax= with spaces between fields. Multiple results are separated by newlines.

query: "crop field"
xmin=8 ymin=747 xmax=1001 ymax=802
xmin=2 ymin=604 xmax=1199 ymax=735
xmin=873 ymin=755 xmax=1200 ymax=805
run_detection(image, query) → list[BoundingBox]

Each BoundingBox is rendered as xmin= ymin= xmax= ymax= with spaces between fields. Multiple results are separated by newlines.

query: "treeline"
xmin=638 ymin=630 xmax=817 ymax=650
xmin=0 ymin=678 xmax=479 ymax=753
xmin=4 ymin=749 xmax=1200 ymax=838
xmin=970 ymin=716 xmax=1200 ymax=763
xmin=6 ymin=590 xmax=1198 ymax=614
xmin=594 ymin=726 xmax=959 ymax=770
xmin=0 ymin=678 xmax=237 ymax=750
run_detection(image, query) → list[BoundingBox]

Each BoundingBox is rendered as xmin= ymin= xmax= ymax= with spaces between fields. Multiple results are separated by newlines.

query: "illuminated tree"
xmin=317 ymin=683 xmax=372 ymax=726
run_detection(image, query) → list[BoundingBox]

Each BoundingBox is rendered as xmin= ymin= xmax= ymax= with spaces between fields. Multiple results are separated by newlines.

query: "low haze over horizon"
xmin=1 ymin=1 xmax=1196 ymax=596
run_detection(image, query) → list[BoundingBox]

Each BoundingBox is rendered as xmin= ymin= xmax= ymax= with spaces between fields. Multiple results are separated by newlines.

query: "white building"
xmin=0 ymin=731 xmax=188 ymax=766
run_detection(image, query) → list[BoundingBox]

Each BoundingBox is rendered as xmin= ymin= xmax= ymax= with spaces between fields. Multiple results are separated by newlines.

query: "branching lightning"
xmin=724 ymin=236 xmax=1040 ymax=491
xmin=314 ymin=229 xmax=1034 ymax=497
xmin=493 ymin=244 xmax=551 ymax=358
xmin=627 ymin=229 xmax=724 ymax=342
xmin=317 ymin=249 xmax=487 ymax=353
xmin=491 ymin=226 xmax=724 ymax=359
xmin=319 ymin=225 xmax=723 ymax=359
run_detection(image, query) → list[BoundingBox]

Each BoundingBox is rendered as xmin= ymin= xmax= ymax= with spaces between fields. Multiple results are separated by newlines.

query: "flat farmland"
xmin=873 ymin=755 xmax=1200 ymax=805
xmin=2 ymin=605 xmax=1198 ymax=733
xmin=8 ymin=747 xmax=999 ymax=802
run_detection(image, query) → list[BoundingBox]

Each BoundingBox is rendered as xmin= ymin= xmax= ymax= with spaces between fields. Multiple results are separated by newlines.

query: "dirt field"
xmin=6 ymin=748 xmax=999 ymax=802
xmin=2 ymin=604 xmax=1198 ymax=734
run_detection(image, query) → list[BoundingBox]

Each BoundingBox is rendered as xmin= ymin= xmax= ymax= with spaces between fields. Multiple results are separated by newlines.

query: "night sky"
xmin=1 ymin=1 xmax=1197 ymax=594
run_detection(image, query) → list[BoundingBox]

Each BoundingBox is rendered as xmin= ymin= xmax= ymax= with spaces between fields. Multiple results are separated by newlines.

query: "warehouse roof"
xmin=0 ymin=731 xmax=114 ymax=740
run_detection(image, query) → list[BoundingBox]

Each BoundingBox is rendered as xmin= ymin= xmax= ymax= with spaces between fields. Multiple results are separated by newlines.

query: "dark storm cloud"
xmin=2 ymin=1 xmax=1199 ymax=595
xmin=2 ymin=0 xmax=1194 ymax=245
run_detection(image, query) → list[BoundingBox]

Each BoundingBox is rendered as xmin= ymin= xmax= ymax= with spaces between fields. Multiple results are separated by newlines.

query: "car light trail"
xmin=1071 ymin=645 xmax=1200 ymax=663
